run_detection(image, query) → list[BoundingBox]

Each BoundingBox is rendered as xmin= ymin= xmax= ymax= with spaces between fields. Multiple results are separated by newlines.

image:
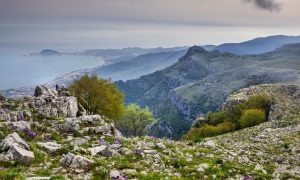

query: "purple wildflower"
xmin=243 ymin=176 xmax=254 ymax=180
xmin=17 ymin=114 xmax=24 ymax=121
xmin=28 ymin=130 xmax=35 ymax=139
xmin=134 ymin=149 xmax=142 ymax=155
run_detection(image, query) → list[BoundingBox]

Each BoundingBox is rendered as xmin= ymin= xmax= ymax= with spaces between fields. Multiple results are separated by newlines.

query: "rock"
xmin=0 ymin=93 xmax=6 ymax=101
xmin=70 ymin=137 xmax=89 ymax=146
xmin=144 ymin=149 xmax=157 ymax=155
xmin=26 ymin=177 xmax=51 ymax=180
xmin=197 ymin=167 xmax=205 ymax=173
xmin=255 ymin=164 xmax=267 ymax=174
xmin=30 ymin=86 xmax=79 ymax=118
xmin=89 ymin=145 xmax=113 ymax=157
xmin=123 ymin=169 xmax=137 ymax=175
xmin=276 ymin=156 xmax=284 ymax=164
xmin=60 ymin=153 xmax=94 ymax=171
xmin=34 ymin=86 xmax=58 ymax=97
xmin=59 ymin=119 xmax=80 ymax=133
xmin=110 ymin=169 xmax=121 ymax=179
xmin=7 ymin=121 xmax=31 ymax=131
xmin=192 ymin=116 xmax=209 ymax=128
xmin=94 ymin=124 xmax=112 ymax=134
xmin=199 ymin=163 xmax=209 ymax=169
xmin=0 ymin=132 xmax=29 ymax=151
xmin=79 ymin=115 xmax=103 ymax=125
xmin=77 ymin=103 xmax=87 ymax=116
xmin=117 ymin=148 xmax=133 ymax=156
xmin=37 ymin=142 xmax=62 ymax=154
xmin=6 ymin=144 xmax=34 ymax=163
xmin=203 ymin=140 xmax=215 ymax=148
xmin=155 ymin=142 xmax=166 ymax=149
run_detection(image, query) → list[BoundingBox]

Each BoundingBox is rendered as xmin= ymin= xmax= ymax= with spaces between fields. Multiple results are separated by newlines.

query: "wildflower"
xmin=134 ymin=149 xmax=142 ymax=155
xmin=28 ymin=130 xmax=35 ymax=139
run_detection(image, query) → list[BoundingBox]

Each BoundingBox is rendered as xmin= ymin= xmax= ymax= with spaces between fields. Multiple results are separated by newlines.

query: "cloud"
xmin=244 ymin=0 xmax=282 ymax=12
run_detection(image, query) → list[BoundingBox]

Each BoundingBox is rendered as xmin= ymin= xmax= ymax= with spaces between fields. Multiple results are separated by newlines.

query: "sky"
xmin=0 ymin=0 xmax=299 ymax=50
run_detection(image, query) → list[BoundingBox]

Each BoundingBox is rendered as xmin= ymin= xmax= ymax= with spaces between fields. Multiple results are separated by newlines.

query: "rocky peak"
xmin=181 ymin=46 xmax=208 ymax=60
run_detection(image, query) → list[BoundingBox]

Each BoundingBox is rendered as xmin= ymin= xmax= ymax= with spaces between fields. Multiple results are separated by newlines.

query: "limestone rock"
xmin=37 ymin=142 xmax=62 ymax=154
xmin=6 ymin=144 xmax=34 ymax=163
xmin=0 ymin=132 xmax=29 ymax=151
xmin=60 ymin=153 xmax=93 ymax=171
xmin=110 ymin=169 xmax=121 ymax=179
xmin=34 ymin=86 xmax=58 ymax=97
xmin=7 ymin=121 xmax=31 ymax=131
xmin=89 ymin=145 xmax=113 ymax=157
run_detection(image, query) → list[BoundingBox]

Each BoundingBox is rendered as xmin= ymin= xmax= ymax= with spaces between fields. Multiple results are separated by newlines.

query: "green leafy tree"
xmin=68 ymin=75 xmax=125 ymax=120
xmin=116 ymin=103 xmax=155 ymax=137
xmin=239 ymin=109 xmax=266 ymax=128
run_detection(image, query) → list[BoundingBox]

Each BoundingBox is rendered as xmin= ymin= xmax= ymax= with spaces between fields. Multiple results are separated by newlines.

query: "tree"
xmin=68 ymin=75 xmax=125 ymax=120
xmin=239 ymin=109 xmax=266 ymax=128
xmin=116 ymin=103 xmax=155 ymax=137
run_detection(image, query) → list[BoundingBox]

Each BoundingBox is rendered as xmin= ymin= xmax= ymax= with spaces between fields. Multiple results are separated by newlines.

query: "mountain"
xmin=116 ymin=43 xmax=300 ymax=139
xmin=214 ymin=35 xmax=300 ymax=55
xmin=92 ymin=50 xmax=187 ymax=81
xmin=0 ymin=85 xmax=299 ymax=179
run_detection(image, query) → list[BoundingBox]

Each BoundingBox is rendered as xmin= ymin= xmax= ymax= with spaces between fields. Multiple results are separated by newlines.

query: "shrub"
xmin=69 ymin=75 xmax=125 ymax=120
xmin=233 ymin=94 xmax=271 ymax=118
xmin=207 ymin=111 xmax=233 ymax=125
xmin=116 ymin=103 xmax=155 ymax=137
xmin=184 ymin=121 xmax=234 ymax=141
xmin=239 ymin=109 xmax=266 ymax=128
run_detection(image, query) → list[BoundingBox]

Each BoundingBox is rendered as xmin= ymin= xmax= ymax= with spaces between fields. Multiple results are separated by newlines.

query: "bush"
xmin=184 ymin=121 xmax=235 ymax=141
xmin=233 ymin=94 xmax=271 ymax=118
xmin=116 ymin=103 xmax=155 ymax=137
xmin=239 ymin=109 xmax=266 ymax=128
xmin=207 ymin=111 xmax=233 ymax=125
xmin=69 ymin=75 xmax=125 ymax=120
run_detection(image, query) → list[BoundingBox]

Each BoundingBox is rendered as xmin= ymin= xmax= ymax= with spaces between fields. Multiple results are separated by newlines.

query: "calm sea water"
xmin=0 ymin=49 xmax=104 ymax=90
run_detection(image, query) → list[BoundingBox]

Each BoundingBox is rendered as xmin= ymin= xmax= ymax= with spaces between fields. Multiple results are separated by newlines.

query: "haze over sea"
xmin=0 ymin=48 xmax=104 ymax=90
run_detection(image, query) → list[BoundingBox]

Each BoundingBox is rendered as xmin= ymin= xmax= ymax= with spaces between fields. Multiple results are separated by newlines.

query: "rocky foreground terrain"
xmin=0 ymin=85 xmax=299 ymax=179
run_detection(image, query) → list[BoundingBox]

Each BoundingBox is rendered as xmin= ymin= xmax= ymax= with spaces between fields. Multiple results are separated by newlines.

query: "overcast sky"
xmin=0 ymin=0 xmax=299 ymax=50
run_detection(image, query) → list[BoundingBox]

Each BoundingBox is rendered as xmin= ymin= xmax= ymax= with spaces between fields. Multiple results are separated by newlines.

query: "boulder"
xmin=110 ymin=169 xmax=121 ymax=179
xmin=34 ymin=86 xmax=58 ymax=97
xmin=29 ymin=86 xmax=79 ymax=118
xmin=60 ymin=152 xmax=94 ymax=171
xmin=59 ymin=119 xmax=80 ymax=133
xmin=6 ymin=144 xmax=34 ymax=163
xmin=0 ymin=132 xmax=29 ymax=151
xmin=37 ymin=142 xmax=62 ymax=154
xmin=79 ymin=115 xmax=104 ymax=125
xmin=88 ymin=145 xmax=113 ymax=157
xmin=94 ymin=124 xmax=112 ymax=134
xmin=7 ymin=121 xmax=31 ymax=131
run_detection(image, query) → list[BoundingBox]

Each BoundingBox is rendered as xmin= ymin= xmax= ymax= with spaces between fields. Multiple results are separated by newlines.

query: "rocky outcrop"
xmin=34 ymin=86 xmax=58 ymax=97
xmin=222 ymin=84 xmax=300 ymax=121
xmin=29 ymin=86 xmax=79 ymax=118
xmin=0 ymin=86 xmax=83 ymax=122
